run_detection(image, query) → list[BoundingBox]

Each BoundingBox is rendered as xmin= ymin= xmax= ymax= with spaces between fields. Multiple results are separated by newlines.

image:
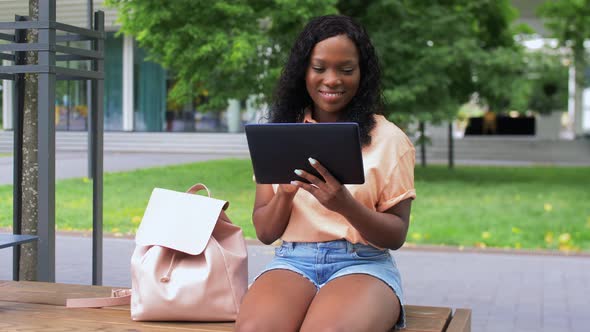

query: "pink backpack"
xmin=67 ymin=184 xmax=248 ymax=322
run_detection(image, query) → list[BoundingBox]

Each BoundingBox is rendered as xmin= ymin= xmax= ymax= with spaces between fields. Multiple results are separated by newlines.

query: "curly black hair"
xmin=269 ymin=15 xmax=383 ymax=146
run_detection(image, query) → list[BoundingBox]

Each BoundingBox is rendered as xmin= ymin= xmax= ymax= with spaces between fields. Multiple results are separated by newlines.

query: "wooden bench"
xmin=0 ymin=280 xmax=470 ymax=331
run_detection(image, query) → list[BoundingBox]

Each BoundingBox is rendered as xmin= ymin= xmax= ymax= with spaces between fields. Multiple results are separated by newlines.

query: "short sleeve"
xmin=376 ymin=148 xmax=417 ymax=212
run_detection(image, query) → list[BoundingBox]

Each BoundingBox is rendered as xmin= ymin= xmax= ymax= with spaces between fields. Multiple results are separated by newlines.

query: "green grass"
xmin=0 ymin=158 xmax=256 ymax=236
xmin=1 ymin=159 xmax=589 ymax=252
xmin=410 ymin=166 xmax=590 ymax=251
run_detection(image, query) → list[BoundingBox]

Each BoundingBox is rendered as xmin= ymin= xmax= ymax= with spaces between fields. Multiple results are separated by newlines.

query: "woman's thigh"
xmin=300 ymin=274 xmax=400 ymax=332
xmin=235 ymin=269 xmax=317 ymax=332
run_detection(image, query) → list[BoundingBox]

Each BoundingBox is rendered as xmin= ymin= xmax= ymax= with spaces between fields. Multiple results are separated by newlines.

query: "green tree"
xmin=538 ymin=0 xmax=590 ymax=137
xmin=109 ymin=0 xmax=528 ymax=164
xmin=106 ymin=0 xmax=337 ymax=111
xmin=524 ymin=50 xmax=569 ymax=115
xmin=339 ymin=0 xmax=527 ymax=167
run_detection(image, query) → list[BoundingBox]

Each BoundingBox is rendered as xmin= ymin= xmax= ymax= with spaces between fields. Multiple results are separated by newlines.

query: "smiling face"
xmin=305 ymin=34 xmax=360 ymax=122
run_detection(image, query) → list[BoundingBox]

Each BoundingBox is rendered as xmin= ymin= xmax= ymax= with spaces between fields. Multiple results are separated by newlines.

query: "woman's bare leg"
xmin=300 ymin=274 xmax=401 ymax=332
xmin=235 ymin=269 xmax=317 ymax=332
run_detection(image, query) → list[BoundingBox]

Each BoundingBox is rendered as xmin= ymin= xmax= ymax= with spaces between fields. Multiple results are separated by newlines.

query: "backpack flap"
xmin=135 ymin=188 xmax=228 ymax=255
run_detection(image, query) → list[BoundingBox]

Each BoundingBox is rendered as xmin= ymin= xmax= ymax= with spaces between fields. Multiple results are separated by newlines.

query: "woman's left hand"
xmin=291 ymin=158 xmax=356 ymax=213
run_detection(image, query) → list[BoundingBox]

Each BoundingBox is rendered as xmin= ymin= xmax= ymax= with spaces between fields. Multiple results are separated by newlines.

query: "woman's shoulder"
xmin=371 ymin=114 xmax=414 ymax=151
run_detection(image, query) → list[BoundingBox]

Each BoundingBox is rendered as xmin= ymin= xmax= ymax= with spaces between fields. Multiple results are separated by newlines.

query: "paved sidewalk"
xmin=1 ymin=234 xmax=588 ymax=332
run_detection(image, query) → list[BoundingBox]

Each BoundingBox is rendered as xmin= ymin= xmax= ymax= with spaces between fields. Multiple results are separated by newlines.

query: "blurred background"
xmin=0 ymin=0 xmax=587 ymax=141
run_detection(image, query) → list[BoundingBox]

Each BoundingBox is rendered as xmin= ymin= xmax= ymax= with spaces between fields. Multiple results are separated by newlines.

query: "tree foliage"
xmin=524 ymin=50 xmax=569 ymax=114
xmin=538 ymin=0 xmax=590 ymax=86
xmin=538 ymin=0 xmax=590 ymax=136
xmin=106 ymin=0 xmax=337 ymax=110
xmin=108 ymin=0 xmax=528 ymax=126
xmin=339 ymin=0 xmax=527 ymax=126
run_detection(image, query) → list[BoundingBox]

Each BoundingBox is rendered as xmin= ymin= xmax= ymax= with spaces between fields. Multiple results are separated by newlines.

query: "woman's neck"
xmin=312 ymin=108 xmax=341 ymax=123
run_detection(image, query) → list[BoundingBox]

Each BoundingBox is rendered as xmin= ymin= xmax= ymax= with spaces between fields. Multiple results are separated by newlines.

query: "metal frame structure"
xmin=1 ymin=0 xmax=104 ymax=285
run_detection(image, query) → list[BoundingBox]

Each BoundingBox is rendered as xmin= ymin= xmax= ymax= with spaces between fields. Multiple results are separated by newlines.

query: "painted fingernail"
xmin=294 ymin=169 xmax=303 ymax=176
xmin=290 ymin=181 xmax=298 ymax=186
xmin=308 ymin=157 xmax=317 ymax=165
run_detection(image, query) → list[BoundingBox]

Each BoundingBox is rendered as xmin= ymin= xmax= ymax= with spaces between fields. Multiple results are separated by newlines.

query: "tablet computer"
xmin=245 ymin=123 xmax=365 ymax=184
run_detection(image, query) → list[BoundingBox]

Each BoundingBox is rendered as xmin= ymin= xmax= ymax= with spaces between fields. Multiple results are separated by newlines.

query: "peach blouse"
xmin=275 ymin=110 xmax=416 ymax=245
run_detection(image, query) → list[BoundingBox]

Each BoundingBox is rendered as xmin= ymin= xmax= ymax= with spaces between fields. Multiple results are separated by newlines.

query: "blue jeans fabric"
xmin=254 ymin=239 xmax=406 ymax=329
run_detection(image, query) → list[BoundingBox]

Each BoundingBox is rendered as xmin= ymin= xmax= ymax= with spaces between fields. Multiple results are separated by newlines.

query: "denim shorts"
xmin=254 ymin=239 xmax=406 ymax=329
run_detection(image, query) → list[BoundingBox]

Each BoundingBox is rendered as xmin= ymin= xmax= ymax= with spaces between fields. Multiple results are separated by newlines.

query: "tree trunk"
xmin=572 ymin=46 xmax=585 ymax=138
xmin=19 ymin=0 xmax=39 ymax=281
xmin=448 ymin=122 xmax=454 ymax=169
xmin=419 ymin=121 xmax=426 ymax=167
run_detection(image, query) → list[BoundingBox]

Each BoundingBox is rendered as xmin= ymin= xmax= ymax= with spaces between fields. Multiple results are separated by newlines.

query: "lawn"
xmin=0 ymin=158 xmax=588 ymax=252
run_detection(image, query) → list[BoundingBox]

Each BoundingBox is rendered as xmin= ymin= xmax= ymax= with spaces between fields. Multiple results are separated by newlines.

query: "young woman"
xmin=236 ymin=15 xmax=416 ymax=332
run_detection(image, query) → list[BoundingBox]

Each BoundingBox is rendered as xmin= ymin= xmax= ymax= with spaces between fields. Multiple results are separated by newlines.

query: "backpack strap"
xmin=66 ymin=288 xmax=131 ymax=308
xmin=186 ymin=183 xmax=211 ymax=197
xmin=186 ymin=183 xmax=229 ymax=210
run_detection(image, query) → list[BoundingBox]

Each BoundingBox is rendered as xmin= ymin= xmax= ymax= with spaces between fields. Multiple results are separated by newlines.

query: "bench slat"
xmin=402 ymin=305 xmax=452 ymax=332
xmin=0 ymin=280 xmax=115 ymax=306
xmin=0 ymin=301 xmax=233 ymax=332
xmin=0 ymin=281 xmax=469 ymax=331
xmin=446 ymin=308 xmax=472 ymax=332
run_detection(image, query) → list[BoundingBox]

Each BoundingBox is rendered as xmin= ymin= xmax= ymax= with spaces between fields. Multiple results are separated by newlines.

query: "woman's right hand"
xmin=252 ymin=183 xmax=298 ymax=245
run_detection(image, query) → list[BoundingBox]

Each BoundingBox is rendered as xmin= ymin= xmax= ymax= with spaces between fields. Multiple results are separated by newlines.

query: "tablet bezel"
xmin=245 ymin=123 xmax=365 ymax=184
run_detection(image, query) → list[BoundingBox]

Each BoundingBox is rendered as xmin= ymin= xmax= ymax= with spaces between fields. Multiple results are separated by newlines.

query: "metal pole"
xmin=12 ymin=15 xmax=27 ymax=281
xmin=87 ymin=0 xmax=94 ymax=178
xmin=36 ymin=0 xmax=57 ymax=282
xmin=66 ymin=39 xmax=70 ymax=129
xmin=91 ymin=10 xmax=104 ymax=285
